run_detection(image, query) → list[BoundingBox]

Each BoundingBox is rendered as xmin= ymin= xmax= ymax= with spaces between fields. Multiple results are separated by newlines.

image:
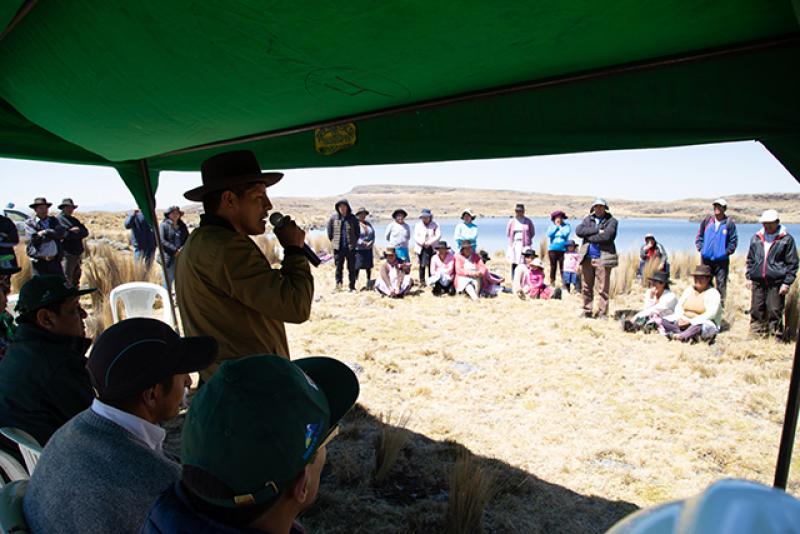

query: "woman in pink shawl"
xmin=526 ymin=258 xmax=562 ymax=300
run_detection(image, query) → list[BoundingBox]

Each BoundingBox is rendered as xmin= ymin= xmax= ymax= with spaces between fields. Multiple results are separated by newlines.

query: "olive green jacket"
xmin=175 ymin=215 xmax=313 ymax=381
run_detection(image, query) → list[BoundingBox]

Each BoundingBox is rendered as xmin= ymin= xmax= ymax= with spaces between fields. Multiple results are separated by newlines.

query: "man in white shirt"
xmin=24 ymin=318 xmax=217 ymax=534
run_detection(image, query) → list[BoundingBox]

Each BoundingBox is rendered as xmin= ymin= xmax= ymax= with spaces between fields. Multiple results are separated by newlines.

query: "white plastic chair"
xmin=109 ymin=282 xmax=173 ymax=327
xmin=4 ymin=295 xmax=17 ymax=319
xmin=0 ymin=450 xmax=27 ymax=484
xmin=0 ymin=428 xmax=42 ymax=476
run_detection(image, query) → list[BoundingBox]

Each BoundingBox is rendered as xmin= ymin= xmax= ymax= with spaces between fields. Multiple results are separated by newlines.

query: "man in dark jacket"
xmin=25 ymin=197 xmax=66 ymax=277
xmin=0 ymin=275 xmax=95 ymax=462
xmin=0 ymin=213 xmax=19 ymax=269
xmin=124 ymin=209 xmax=156 ymax=266
xmin=142 ymin=355 xmax=359 ymax=534
xmin=57 ymin=198 xmax=90 ymax=287
xmin=326 ymin=199 xmax=359 ymax=291
xmin=575 ymin=198 xmax=618 ymax=318
xmin=695 ymin=198 xmax=738 ymax=305
xmin=159 ymin=206 xmax=189 ymax=287
xmin=746 ymin=209 xmax=798 ymax=338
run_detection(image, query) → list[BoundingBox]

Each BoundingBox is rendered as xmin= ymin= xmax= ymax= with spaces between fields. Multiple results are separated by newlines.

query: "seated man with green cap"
xmin=24 ymin=318 xmax=217 ymax=534
xmin=142 ymin=354 xmax=360 ymax=533
xmin=0 ymin=275 xmax=95 ymax=461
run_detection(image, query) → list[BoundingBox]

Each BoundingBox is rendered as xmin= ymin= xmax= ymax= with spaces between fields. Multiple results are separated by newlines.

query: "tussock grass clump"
xmin=609 ymin=252 xmax=637 ymax=298
xmin=373 ymin=412 xmax=411 ymax=483
xmin=253 ymin=236 xmax=281 ymax=264
xmin=307 ymin=234 xmax=331 ymax=254
xmin=669 ymin=250 xmax=699 ymax=281
xmin=445 ymin=454 xmax=495 ymax=534
xmin=82 ymin=243 xmax=157 ymax=336
xmin=10 ymin=244 xmax=31 ymax=293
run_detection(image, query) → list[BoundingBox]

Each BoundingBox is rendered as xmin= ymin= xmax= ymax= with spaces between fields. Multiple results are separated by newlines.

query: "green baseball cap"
xmin=181 ymin=354 xmax=360 ymax=508
xmin=15 ymin=275 xmax=96 ymax=315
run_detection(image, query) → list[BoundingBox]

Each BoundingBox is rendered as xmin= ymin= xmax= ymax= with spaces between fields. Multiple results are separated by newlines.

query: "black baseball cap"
xmin=181 ymin=355 xmax=360 ymax=508
xmin=86 ymin=318 xmax=217 ymax=400
xmin=15 ymin=275 xmax=95 ymax=315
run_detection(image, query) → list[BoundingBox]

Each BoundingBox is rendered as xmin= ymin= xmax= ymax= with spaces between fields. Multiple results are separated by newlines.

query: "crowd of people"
xmin=0 ymin=148 xmax=797 ymax=531
xmin=323 ymin=197 xmax=798 ymax=343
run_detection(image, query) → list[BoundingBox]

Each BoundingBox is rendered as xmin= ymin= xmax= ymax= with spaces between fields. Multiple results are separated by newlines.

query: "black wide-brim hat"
xmin=184 ymin=150 xmax=284 ymax=202
xmin=647 ymin=271 xmax=670 ymax=284
xmin=392 ymin=209 xmax=408 ymax=219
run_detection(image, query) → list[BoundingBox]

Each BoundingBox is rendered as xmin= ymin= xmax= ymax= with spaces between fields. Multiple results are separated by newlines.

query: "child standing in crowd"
xmin=385 ymin=209 xmax=412 ymax=263
xmin=526 ymin=258 xmax=562 ymax=300
xmin=562 ymin=240 xmax=580 ymax=293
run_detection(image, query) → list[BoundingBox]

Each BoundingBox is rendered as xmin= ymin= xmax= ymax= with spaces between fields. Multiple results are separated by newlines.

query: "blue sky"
xmin=2 ymin=140 xmax=798 ymax=211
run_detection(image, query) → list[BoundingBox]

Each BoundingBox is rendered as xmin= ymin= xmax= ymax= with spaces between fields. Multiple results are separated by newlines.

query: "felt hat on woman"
xmin=383 ymin=246 xmax=397 ymax=258
xmin=164 ymin=205 xmax=184 ymax=217
xmin=531 ymin=258 xmax=544 ymax=268
xmin=391 ymin=209 xmax=408 ymax=219
xmin=690 ymin=265 xmax=713 ymax=278
xmin=647 ymin=271 xmax=670 ymax=285
xmin=29 ymin=197 xmax=52 ymax=209
xmin=550 ymin=210 xmax=567 ymax=221
xmin=184 ymin=150 xmax=283 ymax=202
xmin=461 ymin=209 xmax=476 ymax=220
xmin=460 ymin=240 xmax=473 ymax=250
xmin=355 ymin=207 xmax=369 ymax=217
xmin=521 ymin=248 xmax=537 ymax=257
xmin=515 ymin=204 xmax=525 ymax=212
xmin=435 ymin=241 xmax=450 ymax=250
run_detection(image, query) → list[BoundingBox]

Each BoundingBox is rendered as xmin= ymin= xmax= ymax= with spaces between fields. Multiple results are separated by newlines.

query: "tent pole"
xmin=774 ymin=329 xmax=800 ymax=489
xmin=139 ymin=159 xmax=180 ymax=333
xmin=0 ymin=0 xmax=38 ymax=43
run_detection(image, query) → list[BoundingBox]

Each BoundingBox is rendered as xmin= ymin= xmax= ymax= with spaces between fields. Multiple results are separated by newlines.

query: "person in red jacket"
xmin=746 ymin=209 xmax=798 ymax=338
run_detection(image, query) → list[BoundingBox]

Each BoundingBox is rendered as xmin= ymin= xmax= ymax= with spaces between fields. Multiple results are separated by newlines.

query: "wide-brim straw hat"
xmin=29 ymin=197 xmax=52 ymax=209
xmin=184 ymin=150 xmax=283 ymax=202
xmin=58 ymin=198 xmax=78 ymax=210
xmin=690 ymin=265 xmax=713 ymax=277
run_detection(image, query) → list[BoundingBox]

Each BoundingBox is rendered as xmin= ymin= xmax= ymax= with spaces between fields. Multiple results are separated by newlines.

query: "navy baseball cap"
xmin=86 ymin=318 xmax=217 ymax=400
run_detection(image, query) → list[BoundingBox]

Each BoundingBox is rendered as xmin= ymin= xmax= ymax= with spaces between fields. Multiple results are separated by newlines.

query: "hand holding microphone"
xmin=268 ymin=212 xmax=321 ymax=267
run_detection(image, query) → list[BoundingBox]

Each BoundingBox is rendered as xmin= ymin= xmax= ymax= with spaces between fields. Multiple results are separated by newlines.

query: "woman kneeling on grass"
xmin=455 ymin=240 xmax=486 ymax=300
xmin=623 ymin=271 xmax=677 ymax=333
xmin=374 ymin=247 xmax=412 ymax=298
xmin=524 ymin=258 xmax=562 ymax=300
xmin=512 ymin=248 xmax=537 ymax=296
xmin=656 ymin=265 xmax=722 ymax=344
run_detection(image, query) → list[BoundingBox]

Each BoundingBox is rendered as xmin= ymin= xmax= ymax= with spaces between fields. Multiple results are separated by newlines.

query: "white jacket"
xmin=413 ymin=220 xmax=441 ymax=254
xmin=634 ymin=289 xmax=678 ymax=320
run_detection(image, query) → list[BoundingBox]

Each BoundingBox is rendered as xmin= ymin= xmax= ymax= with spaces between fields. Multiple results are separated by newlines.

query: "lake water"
xmin=365 ymin=217 xmax=796 ymax=256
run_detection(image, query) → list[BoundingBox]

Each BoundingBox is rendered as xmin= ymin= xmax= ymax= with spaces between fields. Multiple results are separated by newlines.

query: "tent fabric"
xmin=0 ymin=1 xmax=798 ymax=207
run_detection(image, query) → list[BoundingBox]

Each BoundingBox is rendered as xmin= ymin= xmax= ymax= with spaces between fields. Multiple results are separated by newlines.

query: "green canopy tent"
xmin=2 ymin=0 xmax=800 ymax=490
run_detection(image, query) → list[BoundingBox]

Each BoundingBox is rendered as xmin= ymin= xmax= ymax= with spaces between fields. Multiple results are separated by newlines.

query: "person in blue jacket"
xmin=695 ymin=198 xmax=738 ymax=305
xmin=546 ymin=210 xmax=571 ymax=286
xmin=124 ymin=209 xmax=156 ymax=266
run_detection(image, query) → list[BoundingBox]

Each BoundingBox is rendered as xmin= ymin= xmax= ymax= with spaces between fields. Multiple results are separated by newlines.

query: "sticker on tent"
xmin=315 ymin=123 xmax=357 ymax=155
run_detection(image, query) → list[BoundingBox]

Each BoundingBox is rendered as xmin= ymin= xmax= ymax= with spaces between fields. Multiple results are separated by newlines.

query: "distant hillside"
xmin=263 ymin=185 xmax=800 ymax=227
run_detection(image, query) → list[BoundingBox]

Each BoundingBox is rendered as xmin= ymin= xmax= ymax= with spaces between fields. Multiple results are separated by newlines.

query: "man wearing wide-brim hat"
xmin=745 ymin=209 xmax=798 ymax=338
xmin=25 ymin=197 xmax=67 ymax=277
xmin=695 ymin=197 xmax=738 ymax=305
xmin=57 ymin=198 xmax=90 ymax=288
xmin=176 ymin=150 xmax=313 ymax=382
xmin=575 ymin=198 xmax=618 ymax=318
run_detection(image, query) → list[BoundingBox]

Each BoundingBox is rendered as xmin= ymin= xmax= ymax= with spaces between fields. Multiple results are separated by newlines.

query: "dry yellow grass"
xmin=374 ymin=412 xmax=412 ymax=483
xmin=445 ymin=454 xmax=496 ymax=534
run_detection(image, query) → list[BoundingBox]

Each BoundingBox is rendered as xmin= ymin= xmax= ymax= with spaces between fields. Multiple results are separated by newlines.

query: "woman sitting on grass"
xmin=656 ymin=265 xmax=722 ymax=344
xmin=374 ymin=247 xmax=412 ymax=298
xmin=427 ymin=241 xmax=455 ymax=296
xmin=454 ymin=240 xmax=486 ymax=300
xmin=479 ymin=250 xmax=505 ymax=298
xmin=623 ymin=271 xmax=677 ymax=333
xmin=525 ymin=258 xmax=562 ymax=300
xmin=512 ymin=248 xmax=537 ymax=295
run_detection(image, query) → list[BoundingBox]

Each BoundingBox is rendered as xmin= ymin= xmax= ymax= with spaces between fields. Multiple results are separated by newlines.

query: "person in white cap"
xmin=695 ymin=198 xmax=738 ymax=304
xmin=745 ymin=209 xmax=798 ymax=338
xmin=575 ymin=198 xmax=618 ymax=318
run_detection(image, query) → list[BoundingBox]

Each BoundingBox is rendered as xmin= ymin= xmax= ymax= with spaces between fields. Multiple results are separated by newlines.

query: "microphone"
xmin=268 ymin=212 xmax=321 ymax=267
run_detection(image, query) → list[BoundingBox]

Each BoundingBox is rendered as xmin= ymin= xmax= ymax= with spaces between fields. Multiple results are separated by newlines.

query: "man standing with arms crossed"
xmin=176 ymin=150 xmax=313 ymax=382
